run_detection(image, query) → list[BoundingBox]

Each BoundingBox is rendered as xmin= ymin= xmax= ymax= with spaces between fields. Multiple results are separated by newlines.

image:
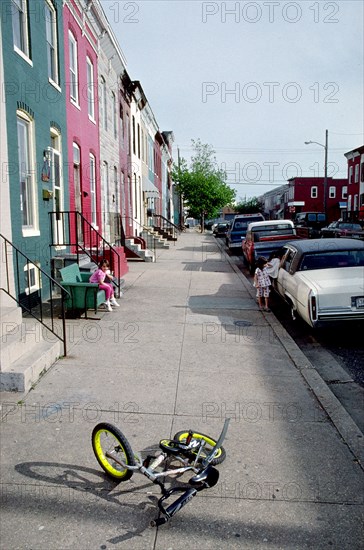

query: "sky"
xmin=100 ymin=0 xmax=364 ymax=201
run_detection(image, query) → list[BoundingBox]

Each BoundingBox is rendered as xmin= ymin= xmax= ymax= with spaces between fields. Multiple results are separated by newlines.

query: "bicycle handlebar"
xmin=201 ymin=417 xmax=230 ymax=468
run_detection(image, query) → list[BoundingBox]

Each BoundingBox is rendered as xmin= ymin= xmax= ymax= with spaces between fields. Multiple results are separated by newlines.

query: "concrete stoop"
xmin=124 ymin=239 xmax=155 ymax=262
xmin=141 ymin=230 xmax=170 ymax=250
xmin=0 ymin=306 xmax=61 ymax=393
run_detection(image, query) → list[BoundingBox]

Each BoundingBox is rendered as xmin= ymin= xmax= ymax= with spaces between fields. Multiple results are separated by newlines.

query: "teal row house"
xmin=1 ymin=0 xmax=68 ymax=302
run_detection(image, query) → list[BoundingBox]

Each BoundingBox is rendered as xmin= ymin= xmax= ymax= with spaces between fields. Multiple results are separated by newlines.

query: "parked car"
xmin=226 ymin=213 xmax=265 ymax=253
xmin=213 ymin=222 xmax=230 ymax=238
xmin=242 ymin=219 xmax=300 ymax=273
xmin=276 ymin=238 xmax=364 ymax=327
xmin=320 ymin=221 xmax=364 ymax=239
xmin=294 ymin=212 xmax=327 ymax=238
xmin=204 ymin=220 xmax=215 ymax=230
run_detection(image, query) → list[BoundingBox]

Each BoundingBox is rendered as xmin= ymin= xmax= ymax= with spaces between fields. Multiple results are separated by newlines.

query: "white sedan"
xmin=276 ymin=239 xmax=364 ymax=327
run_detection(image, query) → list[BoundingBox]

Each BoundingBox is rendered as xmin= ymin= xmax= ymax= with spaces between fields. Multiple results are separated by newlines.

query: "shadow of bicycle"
xmin=14 ymin=461 xmax=157 ymax=544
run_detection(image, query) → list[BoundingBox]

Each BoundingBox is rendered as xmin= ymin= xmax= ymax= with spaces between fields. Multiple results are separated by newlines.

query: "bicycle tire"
xmin=173 ymin=430 xmax=226 ymax=466
xmin=92 ymin=422 xmax=135 ymax=481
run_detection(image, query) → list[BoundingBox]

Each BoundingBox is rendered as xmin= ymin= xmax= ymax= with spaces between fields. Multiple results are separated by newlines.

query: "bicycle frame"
xmin=105 ymin=436 xmax=207 ymax=481
xmin=105 ymin=418 xmax=230 ymax=526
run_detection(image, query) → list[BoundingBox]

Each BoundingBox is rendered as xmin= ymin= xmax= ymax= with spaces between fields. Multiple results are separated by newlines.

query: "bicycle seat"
xmin=159 ymin=439 xmax=181 ymax=455
xmin=189 ymin=466 xmax=219 ymax=488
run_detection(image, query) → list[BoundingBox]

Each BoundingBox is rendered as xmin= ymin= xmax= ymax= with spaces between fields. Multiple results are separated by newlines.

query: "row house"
xmin=63 ymin=0 xmax=101 ymax=244
xmin=161 ymin=131 xmax=175 ymax=221
xmin=1 ymin=0 xmax=69 ymax=301
xmin=344 ymin=145 xmax=364 ymax=221
xmin=260 ymin=177 xmax=348 ymax=223
xmin=141 ymin=98 xmax=162 ymax=222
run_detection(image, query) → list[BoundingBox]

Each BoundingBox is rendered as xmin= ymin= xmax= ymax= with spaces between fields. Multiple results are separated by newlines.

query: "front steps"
xmin=124 ymin=239 xmax=154 ymax=262
xmin=0 ymin=306 xmax=61 ymax=393
xmin=141 ymin=230 xmax=170 ymax=249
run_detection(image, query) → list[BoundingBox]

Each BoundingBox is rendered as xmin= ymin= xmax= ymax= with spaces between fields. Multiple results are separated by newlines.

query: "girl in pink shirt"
xmin=90 ymin=260 xmax=119 ymax=311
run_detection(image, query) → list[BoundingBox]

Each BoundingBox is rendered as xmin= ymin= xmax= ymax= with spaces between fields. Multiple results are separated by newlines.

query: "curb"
xmin=214 ymin=236 xmax=364 ymax=468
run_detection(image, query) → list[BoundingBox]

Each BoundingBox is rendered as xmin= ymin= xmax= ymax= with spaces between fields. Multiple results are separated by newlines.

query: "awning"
xmin=339 ymin=202 xmax=347 ymax=208
xmin=142 ymin=176 xmax=160 ymax=197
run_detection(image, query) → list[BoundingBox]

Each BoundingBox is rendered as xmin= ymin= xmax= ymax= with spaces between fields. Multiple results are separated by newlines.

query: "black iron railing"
xmin=151 ymin=214 xmax=180 ymax=241
xmin=120 ymin=216 xmax=156 ymax=259
xmin=0 ymin=234 xmax=70 ymax=356
xmin=49 ymin=211 xmax=122 ymax=297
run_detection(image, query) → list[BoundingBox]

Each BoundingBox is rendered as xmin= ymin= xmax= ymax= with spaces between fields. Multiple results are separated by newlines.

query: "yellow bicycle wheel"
xmin=173 ymin=431 xmax=226 ymax=465
xmin=92 ymin=423 xmax=135 ymax=480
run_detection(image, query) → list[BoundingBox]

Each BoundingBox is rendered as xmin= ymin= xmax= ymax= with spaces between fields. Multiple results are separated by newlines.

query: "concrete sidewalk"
xmin=1 ymin=230 xmax=363 ymax=549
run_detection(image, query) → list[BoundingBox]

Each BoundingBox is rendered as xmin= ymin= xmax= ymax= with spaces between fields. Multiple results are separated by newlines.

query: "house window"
xmin=90 ymin=153 xmax=97 ymax=226
xmin=137 ymin=123 xmax=141 ymax=159
xmin=349 ymin=166 xmax=353 ymax=184
xmin=112 ymin=92 xmax=117 ymax=139
xmin=24 ymin=262 xmax=40 ymax=295
xmin=311 ymin=186 xmax=318 ymax=199
xmin=361 ymin=162 xmax=364 ymax=182
xmin=119 ymin=104 xmax=124 ymax=148
xmin=126 ymin=114 xmax=130 ymax=155
xmin=86 ymin=57 xmax=95 ymax=120
xmin=354 ymin=194 xmax=358 ymax=211
xmin=12 ymin=0 xmax=29 ymax=58
xmin=329 ymin=186 xmax=336 ymax=199
xmin=342 ymin=186 xmax=347 ymax=199
xmin=120 ymin=171 xmax=126 ymax=216
xmin=69 ymin=31 xmax=78 ymax=104
xmin=132 ymin=116 xmax=136 ymax=155
xmin=114 ymin=166 xmax=119 ymax=213
xmin=102 ymin=161 xmax=109 ymax=227
xmin=354 ymin=164 xmax=359 ymax=183
xmin=45 ymin=0 xmax=58 ymax=85
xmin=17 ymin=111 xmax=37 ymax=231
xmin=99 ymin=76 xmax=107 ymax=130
xmin=73 ymin=142 xmax=81 ymax=212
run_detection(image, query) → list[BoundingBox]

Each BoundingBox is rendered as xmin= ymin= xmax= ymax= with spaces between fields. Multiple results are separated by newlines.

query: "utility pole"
xmin=177 ymin=147 xmax=183 ymax=229
xmin=323 ymin=129 xmax=328 ymax=218
xmin=305 ymin=129 xmax=329 ymax=218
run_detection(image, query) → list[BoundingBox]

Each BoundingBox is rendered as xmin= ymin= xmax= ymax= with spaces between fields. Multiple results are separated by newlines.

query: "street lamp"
xmin=304 ymin=129 xmax=328 ymax=217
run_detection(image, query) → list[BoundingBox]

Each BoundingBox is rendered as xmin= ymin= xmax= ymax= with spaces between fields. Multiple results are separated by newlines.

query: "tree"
xmin=172 ymin=139 xmax=236 ymax=231
xmin=235 ymin=197 xmax=263 ymax=214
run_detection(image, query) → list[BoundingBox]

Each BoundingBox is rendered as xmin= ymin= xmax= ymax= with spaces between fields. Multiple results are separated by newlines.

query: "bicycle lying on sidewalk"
xmin=91 ymin=418 xmax=230 ymax=526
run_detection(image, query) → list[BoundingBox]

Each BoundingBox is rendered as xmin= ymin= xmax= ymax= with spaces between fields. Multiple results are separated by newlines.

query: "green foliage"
xmin=235 ymin=197 xmax=263 ymax=214
xmin=172 ymin=139 xmax=236 ymax=221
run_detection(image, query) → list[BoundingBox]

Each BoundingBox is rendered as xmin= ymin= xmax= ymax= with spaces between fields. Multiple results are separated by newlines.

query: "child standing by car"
xmin=266 ymin=250 xmax=284 ymax=290
xmin=89 ymin=260 xmax=119 ymax=312
xmin=254 ymin=256 xmax=271 ymax=312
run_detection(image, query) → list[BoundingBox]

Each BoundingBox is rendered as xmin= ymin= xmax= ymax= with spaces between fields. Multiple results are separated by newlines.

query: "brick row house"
xmin=0 ymin=0 xmax=176 ymax=391
xmin=260 ymin=146 xmax=364 ymax=224
xmin=260 ymin=177 xmax=349 ymax=222
xmin=344 ymin=145 xmax=364 ymax=222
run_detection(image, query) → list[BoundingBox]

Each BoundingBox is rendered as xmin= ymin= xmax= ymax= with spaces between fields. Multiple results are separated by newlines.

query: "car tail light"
xmin=310 ymin=293 xmax=317 ymax=322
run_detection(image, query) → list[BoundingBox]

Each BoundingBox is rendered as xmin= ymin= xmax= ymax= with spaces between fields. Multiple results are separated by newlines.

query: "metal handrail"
xmin=49 ymin=211 xmax=122 ymax=297
xmin=0 ymin=233 xmax=70 ymax=356
xmin=151 ymin=214 xmax=180 ymax=241
xmin=121 ymin=216 xmax=156 ymax=260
